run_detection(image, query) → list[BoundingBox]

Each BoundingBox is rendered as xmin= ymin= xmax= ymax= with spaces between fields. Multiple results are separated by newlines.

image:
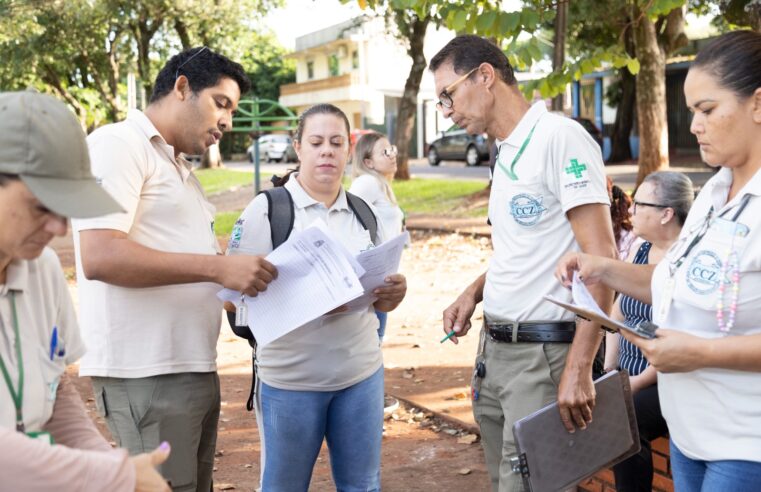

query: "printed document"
xmin=218 ymin=225 xmax=365 ymax=347
xmin=346 ymin=231 xmax=410 ymax=310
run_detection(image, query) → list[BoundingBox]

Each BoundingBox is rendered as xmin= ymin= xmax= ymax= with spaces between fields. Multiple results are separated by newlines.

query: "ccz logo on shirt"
xmin=509 ymin=193 xmax=547 ymax=227
xmin=686 ymin=250 xmax=726 ymax=295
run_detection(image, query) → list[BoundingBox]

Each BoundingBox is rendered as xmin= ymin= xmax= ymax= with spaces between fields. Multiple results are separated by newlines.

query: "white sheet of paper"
xmin=217 ymin=225 xmax=365 ymax=347
xmin=345 ymin=231 xmax=409 ymax=311
xmin=571 ymin=272 xmax=607 ymax=317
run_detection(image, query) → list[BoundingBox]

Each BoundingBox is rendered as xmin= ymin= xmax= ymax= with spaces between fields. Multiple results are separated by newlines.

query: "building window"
xmin=307 ymin=61 xmax=314 ymax=80
xmin=352 ymin=50 xmax=359 ymax=69
xmin=329 ymin=54 xmax=340 ymax=77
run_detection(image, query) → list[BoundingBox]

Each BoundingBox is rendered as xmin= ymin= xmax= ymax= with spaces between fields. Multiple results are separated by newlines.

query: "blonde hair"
xmin=352 ymin=132 xmax=397 ymax=205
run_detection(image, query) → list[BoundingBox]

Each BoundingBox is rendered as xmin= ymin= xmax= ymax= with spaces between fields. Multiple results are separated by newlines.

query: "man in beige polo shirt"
xmin=72 ymin=48 xmax=276 ymax=491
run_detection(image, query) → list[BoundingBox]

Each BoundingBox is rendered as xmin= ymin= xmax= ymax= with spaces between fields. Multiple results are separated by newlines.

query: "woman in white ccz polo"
xmin=557 ymin=30 xmax=761 ymax=492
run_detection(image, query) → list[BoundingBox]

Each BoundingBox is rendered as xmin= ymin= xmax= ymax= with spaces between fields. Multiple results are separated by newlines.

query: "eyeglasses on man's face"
xmin=381 ymin=145 xmax=398 ymax=158
xmin=435 ymin=67 xmax=479 ymax=110
xmin=632 ymin=200 xmax=668 ymax=215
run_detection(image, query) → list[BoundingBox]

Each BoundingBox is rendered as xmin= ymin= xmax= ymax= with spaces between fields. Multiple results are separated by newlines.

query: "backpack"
xmin=226 ymin=186 xmax=379 ymax=410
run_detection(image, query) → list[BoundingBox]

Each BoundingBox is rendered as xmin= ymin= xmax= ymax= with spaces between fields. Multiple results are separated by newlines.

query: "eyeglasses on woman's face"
xmin=380 ymin=145 xmax=398 ymax=158
xmin=435 ymin=67 xmax=478 ymax=111
xmin=632 ymin=200 xmax=668 ymax=215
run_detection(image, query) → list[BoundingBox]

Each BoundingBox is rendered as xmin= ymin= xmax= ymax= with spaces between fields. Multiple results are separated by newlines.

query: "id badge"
xmin=235 ymin=296 xmax=248 ymax=327
xmin=26 ymin=431 xmax=54 ymax=445
xmin=657 ymin=277 xmax=676 ymax=323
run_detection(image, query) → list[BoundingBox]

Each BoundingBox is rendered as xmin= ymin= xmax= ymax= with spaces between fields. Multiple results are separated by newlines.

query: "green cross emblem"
xmin=565 ymin=158 xmax=587 ymax=179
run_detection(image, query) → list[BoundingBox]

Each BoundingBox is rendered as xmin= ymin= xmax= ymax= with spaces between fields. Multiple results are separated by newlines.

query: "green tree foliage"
xmin=0 ymin=0 xmax=290 ymax=130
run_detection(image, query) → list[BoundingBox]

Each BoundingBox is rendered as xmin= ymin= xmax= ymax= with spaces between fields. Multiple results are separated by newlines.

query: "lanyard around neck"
xmin=0 ymin=292 xmax=24 ymax=432
xmin=496 ymin=119 xmax=540 ymax=181
xmin=669 ymin=194 xmax=752 ymax=275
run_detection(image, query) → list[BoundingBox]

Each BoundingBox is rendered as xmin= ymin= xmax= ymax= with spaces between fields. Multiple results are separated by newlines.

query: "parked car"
xmin=247 ymin=134 xmax=296 ymax=163
xmin=427 ymin=127 xmax=490 ymax=166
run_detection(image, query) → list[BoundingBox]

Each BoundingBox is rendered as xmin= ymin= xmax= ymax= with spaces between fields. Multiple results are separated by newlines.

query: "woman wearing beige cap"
xmin=0 ymin=91 xmax=169 ymax=491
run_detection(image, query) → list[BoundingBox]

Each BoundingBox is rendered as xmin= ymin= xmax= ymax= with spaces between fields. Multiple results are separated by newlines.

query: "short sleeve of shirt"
xmin=349 ymin=175 xmax=384 ymax=206
xmin=226 ymin=194 xmax=272 ymax=256
xmin=545 ymin=121 xmax=610 ymax=213
xmin=72 ymin=130 xmax=147 ymax=233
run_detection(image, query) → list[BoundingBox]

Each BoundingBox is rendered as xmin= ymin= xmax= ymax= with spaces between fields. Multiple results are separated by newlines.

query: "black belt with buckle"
xmin=486 ymin=321 xmax=576 ymax=343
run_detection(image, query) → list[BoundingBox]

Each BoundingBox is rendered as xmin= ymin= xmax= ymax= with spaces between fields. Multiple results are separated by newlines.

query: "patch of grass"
xmin=392 ymin=178 xmax=487 ymax=215
xmin=214 ymin=210 xmax=242 ymax=236
xmin=195 ymin=168 xmax=270 ymax=195
xmin=214 ymin=178 xmax=488 ymax=237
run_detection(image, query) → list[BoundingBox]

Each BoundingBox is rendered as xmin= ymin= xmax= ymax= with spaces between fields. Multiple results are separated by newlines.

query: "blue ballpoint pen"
xmin=49 ymin=326 xmax=58 ymax=361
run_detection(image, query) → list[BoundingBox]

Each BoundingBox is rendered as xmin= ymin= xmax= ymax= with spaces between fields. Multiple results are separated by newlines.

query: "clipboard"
xmin=543 ymin=295 xmax=658 ymax=339
xmin=510 ymin=370 xmax=640 ymax=492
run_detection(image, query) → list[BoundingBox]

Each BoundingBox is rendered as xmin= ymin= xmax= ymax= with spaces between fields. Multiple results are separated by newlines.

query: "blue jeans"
xmin=375 ymin=310 xmax=387 ymax=342
xmin=671 ymin=441 xmax=761 ymax=492
xmin=259 ymin=366 xmax=384 ymax=492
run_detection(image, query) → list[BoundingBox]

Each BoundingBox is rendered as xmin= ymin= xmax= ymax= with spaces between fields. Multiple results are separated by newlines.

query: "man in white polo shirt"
xmin=72 ymin=48 xmax=276 ymax=491
xmin=431 ymin=36 xmax=617 ymax=491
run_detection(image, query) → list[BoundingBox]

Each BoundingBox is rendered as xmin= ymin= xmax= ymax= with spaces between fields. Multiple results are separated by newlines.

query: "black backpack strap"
xmin=345 ymin=191 xmax=379 ymax=245
xmin=261 ymin=187 xmax=295 ymax=249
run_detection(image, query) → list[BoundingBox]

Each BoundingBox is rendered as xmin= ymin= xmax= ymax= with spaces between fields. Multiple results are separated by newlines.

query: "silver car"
xmin=247 ymin=134 xmax=296 ymax=163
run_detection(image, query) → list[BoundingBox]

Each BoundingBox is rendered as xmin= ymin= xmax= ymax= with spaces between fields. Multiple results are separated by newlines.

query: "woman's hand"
xmin=621 ymin=329 xmax=708 ymax=373
xmin=131 ymin=442 xmax=171 ymax=492
xmin=555 ymin=252 xmax=610 ymax=288
xmin=373 ymin=274 xmax=407 ymax=312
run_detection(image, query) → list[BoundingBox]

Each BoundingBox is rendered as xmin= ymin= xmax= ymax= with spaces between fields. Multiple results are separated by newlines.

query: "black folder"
xmin=511 ymin=370 xmax=640 ymax=491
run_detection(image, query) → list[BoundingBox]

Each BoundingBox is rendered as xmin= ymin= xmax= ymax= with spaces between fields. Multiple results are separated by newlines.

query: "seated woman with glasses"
xmin=601 ymin=171 xmax=694 ymax=492
xmin=350 ymin=132 xmax=405 ymax=344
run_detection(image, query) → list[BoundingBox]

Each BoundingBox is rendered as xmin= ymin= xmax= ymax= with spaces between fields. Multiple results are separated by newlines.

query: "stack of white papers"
xmin=218 ymin=224 xmax=409 ymax=347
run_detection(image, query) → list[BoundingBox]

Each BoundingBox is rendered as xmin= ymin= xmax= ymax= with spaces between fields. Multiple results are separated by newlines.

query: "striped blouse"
xmin=618 ymin=241 xmax=652 ymax=376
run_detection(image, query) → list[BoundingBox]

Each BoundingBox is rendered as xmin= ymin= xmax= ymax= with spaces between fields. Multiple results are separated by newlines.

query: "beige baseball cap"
xmin=0 ymin=91 xmax=124 ymax=218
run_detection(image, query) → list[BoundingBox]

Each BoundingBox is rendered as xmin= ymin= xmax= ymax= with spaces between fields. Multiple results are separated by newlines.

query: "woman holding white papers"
xmin=227 ymin=103 xmax=407 ymax=492
xmin=557 ymin=31 xmax=761 ymax=491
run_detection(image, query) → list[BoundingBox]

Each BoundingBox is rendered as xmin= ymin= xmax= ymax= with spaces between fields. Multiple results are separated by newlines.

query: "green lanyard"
xmin=496 ymin=120 xmax=540 ymax=181
xmin=0 ymin=292 xmax=24 ymax=432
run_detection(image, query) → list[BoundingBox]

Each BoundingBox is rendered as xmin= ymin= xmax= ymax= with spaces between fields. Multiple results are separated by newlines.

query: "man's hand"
xmin=374 ymin=274 xmax=407 ymax=312
xmin=131 ymin=442 xmax=171 ymax=492
xmin=442 ymin=292 xmax=478 ymax=345
xmin=216 ymin=255 xmax=277 ymax=297
xmin=557 ymin=367 xmax=596 ymax=433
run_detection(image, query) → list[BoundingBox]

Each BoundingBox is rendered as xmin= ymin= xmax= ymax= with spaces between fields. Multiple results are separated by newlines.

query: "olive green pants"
xmin=473 ymin=336 xmax=569 ymax=492
xmin=92 ymin=372 xmax=221 ymax=492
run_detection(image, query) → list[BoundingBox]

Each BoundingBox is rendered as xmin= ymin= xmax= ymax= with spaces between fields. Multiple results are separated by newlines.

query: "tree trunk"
xmin=394 ymin=14 xmax=429 ymax=180
xmin=632 ymin=10 xmax=668 ymax=185
xmin=608 ymin=67 xmax=636 ymax=162
xmin=551 ymin=0 xmax=568 ymax=111
xmin=174 ymin=18 xmax=192 ymax=50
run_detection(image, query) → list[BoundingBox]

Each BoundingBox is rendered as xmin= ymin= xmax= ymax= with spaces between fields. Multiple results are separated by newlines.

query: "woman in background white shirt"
xmin=350 ymin=132 xmax=405 ymax=344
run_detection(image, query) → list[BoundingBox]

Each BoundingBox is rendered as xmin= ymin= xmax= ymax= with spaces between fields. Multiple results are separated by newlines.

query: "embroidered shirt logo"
xmin=509 ymin=193 xmax=547 ymax=226
xmin=565 ymin=159 xmax=587 ymax=179
xmin=686 ymin=250 xmax=726 ymax=295
xmin=228 ymin=219 xmax=244 ymax=249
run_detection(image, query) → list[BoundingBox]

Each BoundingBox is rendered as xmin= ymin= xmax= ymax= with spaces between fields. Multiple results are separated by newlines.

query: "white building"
xmin=278 ymin=15 xmax=453 ymax=158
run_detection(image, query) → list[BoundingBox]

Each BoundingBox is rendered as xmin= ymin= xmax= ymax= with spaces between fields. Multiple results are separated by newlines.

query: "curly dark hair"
xmin=607 ymin=178 xmax=633 ymax=244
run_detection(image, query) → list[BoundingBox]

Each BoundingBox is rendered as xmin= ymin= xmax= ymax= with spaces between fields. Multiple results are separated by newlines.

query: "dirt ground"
xmin=64 ymin=230 xmax=494 ymax=491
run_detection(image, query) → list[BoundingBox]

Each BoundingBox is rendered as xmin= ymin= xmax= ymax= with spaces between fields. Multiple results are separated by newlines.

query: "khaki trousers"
xmin=473 ymin=335 xmax=569 ymax=492
xmin=92 ymin=372 xmax=221 ymax=492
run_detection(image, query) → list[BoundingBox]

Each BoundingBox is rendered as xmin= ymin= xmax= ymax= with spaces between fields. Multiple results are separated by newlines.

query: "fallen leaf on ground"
xmin=457 ymin=468 xmax=472 ymax=475
xmin=457 ymin=434 xmax=479 ymax=444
